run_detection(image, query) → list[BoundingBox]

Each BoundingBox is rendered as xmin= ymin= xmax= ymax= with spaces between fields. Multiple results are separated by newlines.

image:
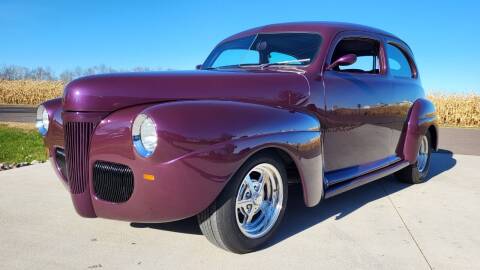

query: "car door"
xmin=383 ymin=40 xmax=424 ymax=154
xmin=322 ymin=32 xmax=399 ymax=181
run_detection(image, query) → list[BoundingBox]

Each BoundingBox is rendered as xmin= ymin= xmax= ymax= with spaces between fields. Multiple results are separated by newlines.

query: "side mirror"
xmin=196 ymin=64 xmax=203 ymax=70
xmin=326 ymin=54 xmax=357 ymax=70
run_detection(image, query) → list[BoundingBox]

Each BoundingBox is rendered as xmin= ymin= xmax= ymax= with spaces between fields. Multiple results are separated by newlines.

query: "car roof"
xmin=221 ymin=21 xmax=401 ymax=43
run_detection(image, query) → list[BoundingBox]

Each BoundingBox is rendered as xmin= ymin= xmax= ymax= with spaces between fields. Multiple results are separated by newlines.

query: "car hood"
xmin=62 ymin=69 xmax=310 ymax=112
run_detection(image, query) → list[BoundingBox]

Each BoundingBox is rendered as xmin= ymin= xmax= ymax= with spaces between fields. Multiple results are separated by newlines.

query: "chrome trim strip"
xmin=325 ymin=155 xmax=401 ymax=187
xmin=324 ymin=160 xmax=409 ymax=199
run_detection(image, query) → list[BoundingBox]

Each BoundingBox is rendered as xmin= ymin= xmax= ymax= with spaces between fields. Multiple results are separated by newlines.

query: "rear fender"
xmin=399 ymin=98 xmax=438 ymax=164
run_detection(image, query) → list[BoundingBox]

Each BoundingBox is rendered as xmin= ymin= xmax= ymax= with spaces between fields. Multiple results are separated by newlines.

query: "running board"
xmin=324 ymin=160 xmax=410 ymax=199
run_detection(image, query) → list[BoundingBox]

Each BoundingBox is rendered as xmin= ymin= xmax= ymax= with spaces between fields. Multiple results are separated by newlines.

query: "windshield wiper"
xmin=205 ymin=60 xmax=310 ymax=70
xmin=259 ymin=58 xmax=311 ymax=69
xmin=204 ymin=64 xmax=259 ymax=70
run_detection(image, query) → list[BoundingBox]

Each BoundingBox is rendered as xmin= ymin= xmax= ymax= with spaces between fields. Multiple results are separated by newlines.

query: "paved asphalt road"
xmin=1 ymin=153 xmax=479 ymax=269
xmin=0 ymin=105 xmax=36 ymax=123
xmin=1 ymin=105 xmax=480 ymax=155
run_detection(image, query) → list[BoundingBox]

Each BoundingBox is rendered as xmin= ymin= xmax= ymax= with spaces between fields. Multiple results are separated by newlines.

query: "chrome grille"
xmin=64 ymin=122 xmax=96 ymax=194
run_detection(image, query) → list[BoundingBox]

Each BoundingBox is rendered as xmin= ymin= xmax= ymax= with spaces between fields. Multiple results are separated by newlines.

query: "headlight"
xmin=36 ymin=105 xmax=49 ymax=136
xmin=132 ymin=114 xmax=157 ymax=157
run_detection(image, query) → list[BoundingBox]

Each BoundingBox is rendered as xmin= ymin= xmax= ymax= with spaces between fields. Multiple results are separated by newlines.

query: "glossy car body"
xmin=41 ymin=22 xmax=438 ymax=224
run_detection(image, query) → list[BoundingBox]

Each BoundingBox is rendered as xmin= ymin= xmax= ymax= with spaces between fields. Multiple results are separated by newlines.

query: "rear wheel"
xmin=395 ymin=131 xmax=432 ymax=184
xmin=197 ymin=152 xmax=288 ymax=253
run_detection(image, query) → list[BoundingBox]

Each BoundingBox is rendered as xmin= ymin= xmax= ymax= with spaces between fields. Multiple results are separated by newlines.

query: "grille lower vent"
xmin=93 ymin=161 xmax=134 ymax=203
xmin=64 ymin=122 xmax=95 ymax=194
xmin=55 ymin=148 xmax=67 ymax=180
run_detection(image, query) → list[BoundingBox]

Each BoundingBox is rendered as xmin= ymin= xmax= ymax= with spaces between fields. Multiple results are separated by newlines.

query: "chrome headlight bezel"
xmin=132 ymin=114 xmax=158 ymax=158
xmin=36 ymin=104 xmax=49 ymax=136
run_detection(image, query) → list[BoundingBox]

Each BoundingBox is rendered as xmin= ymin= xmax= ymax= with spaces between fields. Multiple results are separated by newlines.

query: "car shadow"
xmin=267 ymin=150 xmax=456 ymax=247
xmin=131 ymin=217 xmax=202 ymax=235
xmin=130 ymin=150 xmax=456 ymax=246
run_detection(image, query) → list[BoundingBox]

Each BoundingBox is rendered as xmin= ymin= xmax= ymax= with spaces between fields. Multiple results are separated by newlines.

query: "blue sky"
xmin=0 ymin=0 xmax=479 ymax=93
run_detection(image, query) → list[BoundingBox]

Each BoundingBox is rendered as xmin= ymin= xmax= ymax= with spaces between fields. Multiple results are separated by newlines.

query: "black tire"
xmin=197 ymin=152 xmax=288 ymax=253
xmin=395 ymin=131 xmax=432 ymax=184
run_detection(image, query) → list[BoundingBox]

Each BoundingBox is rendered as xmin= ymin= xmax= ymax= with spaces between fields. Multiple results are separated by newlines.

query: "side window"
xmin=386 ymin=44 xmax=414 ymax=78
xmin=331 ymin=38 xmax=381 ymax=74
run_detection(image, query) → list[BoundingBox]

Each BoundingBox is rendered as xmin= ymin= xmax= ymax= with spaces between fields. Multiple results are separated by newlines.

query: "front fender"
xmin=400 ymin=98 xmax=438 ymax=163
xmin=42 ymin=98 xmax=68 ymax=186
xmin=143 ymin=100 xmax=323 ymax=207
xmin=141 ymin=100 xmax=320 ymax=162
xmin=43 ymin=98 xmax=64 ymax=149
xmin=89 ymin=100 xmax=322 ymax=221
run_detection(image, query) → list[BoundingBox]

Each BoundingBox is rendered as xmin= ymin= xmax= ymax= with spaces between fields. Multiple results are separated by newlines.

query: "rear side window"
xmin=386 ymin=44 xmax=414 ymax=78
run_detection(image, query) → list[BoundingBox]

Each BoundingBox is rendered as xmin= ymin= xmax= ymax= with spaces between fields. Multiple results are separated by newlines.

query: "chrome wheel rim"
xmin=235 ymin=163 xmax=283 ymax=239
xmin=417 ymin=135 xmax=429 ymax=173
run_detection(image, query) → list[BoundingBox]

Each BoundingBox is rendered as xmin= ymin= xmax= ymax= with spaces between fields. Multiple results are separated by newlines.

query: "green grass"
xmin=0 ymin=124 xmax=47 ymax=164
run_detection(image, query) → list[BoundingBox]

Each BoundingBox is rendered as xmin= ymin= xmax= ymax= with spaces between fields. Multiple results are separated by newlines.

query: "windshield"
xmin=202 ymin=33 xmax=322 ymax=69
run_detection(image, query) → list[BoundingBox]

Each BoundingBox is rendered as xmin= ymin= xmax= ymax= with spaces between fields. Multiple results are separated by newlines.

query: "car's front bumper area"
xmin=47 ymin=105 xmax=240 ymax=223
xmin=87 ymin=150 xmax=228 ymax=223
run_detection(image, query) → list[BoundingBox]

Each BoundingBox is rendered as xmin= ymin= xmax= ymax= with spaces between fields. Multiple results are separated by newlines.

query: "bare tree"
xmin=27 ymin=67 xmax=55 ymax=80
xmin=0 ymin=64 xmax=173 ymax=82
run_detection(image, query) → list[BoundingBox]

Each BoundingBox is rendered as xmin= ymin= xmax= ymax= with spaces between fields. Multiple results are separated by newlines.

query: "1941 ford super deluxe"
xmin=38 ymin=22 xmax=438 ymax=253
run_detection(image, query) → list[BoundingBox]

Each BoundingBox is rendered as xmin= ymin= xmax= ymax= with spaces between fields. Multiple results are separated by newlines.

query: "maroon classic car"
xmin=38 ymin=22 xmax=438 ymax=253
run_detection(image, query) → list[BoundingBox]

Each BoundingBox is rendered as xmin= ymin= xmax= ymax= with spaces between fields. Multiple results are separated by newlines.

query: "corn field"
xmin=0 ymin=80 xmax=64 ymax=105
xmin=427 ymin=93 xmax=480 ymax=128
xmin=0 ymin=80 xmax=479 ymax=128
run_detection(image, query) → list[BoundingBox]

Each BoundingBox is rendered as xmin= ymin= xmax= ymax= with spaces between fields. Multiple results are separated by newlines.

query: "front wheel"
xmin=395 ymin=131 xmax=432 ymax=184
xmin=197 ymin=152 xmax=288 ymax=253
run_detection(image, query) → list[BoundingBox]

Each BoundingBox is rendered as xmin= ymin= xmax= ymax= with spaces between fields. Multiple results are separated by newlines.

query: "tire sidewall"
xmin=412 ymin=131 xmax=432 ymax=183
xmin=217 ymin=153 xmax=288 ymax=253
